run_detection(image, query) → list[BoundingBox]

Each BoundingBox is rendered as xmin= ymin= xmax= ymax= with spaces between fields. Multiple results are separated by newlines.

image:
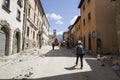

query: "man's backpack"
xmin=77 ymin=45 xmax=84 ymax=55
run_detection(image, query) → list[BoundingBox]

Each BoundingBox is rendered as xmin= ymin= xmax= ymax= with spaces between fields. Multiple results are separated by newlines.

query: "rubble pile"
xmin=12 ymin=67 xmax=34 ymax=79
xmin=99 ymin=55 xmax=120 ymax=77
xmin=99 ymin=55 xmax=120 ymax=66
xmin=21 ymin=48 xmax=45 ymax=57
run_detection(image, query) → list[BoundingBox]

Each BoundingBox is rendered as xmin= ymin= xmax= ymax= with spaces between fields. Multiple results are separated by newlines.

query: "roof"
xmin=38 ymin=0 xmax=50 ymax=27
xmin=73 ymin=16 xmax=81 ymax=26
xmin=78 ymin=0 xmax=84 ymax=8
xmin=68 ymin=25 xmax=73 ymax=30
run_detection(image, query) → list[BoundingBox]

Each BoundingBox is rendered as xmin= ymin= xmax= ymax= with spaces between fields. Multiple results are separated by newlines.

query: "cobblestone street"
xmin=0 ymin=46 xmax=119 ymax=80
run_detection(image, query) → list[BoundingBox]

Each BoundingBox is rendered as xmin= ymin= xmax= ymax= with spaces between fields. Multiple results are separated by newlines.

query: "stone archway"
xmin=0 ymin=20 xmax=11 ymax=56
xmin=13 ymin=28 xmax=21 ymax=54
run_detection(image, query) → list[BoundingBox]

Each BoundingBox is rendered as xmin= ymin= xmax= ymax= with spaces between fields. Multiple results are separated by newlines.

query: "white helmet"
xmin=78 ymin=40 xmax=82 ymax=44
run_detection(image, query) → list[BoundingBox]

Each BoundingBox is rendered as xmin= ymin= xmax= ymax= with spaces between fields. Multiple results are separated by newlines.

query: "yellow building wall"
xmin=80 ymin=0 xmax=97 ymax=53
xmin=80 ymin=0 xmax=118 ymax=55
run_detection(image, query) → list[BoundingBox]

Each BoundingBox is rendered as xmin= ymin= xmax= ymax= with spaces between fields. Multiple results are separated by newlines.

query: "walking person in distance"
xmin=52 ymin=42 xmax=55 ymax=50
xmin=75 ymin=40 xmax=84 ymax=69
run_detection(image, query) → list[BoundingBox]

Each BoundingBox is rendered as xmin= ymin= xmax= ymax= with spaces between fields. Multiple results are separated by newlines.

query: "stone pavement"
xmin=0 ymin=45 xmax=119 ymax=80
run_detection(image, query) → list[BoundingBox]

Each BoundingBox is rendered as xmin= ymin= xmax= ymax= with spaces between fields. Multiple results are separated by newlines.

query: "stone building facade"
xmin=22 ymin=0 xmax=49 ymax=49
xmin=0 ymin=0 xmax=24 ymax=56
xmin=63 ymin=31 xmax=69 ymax=42
xmin=41 ymin=15 xmax=50 ymax=45
xmin=78 ymin=0 xmax=118 ymax=55
xmin=67 ymin=25 xmax=76 ymax=47
xmin=73 ymin=16 xmax=81 ymax=44
xmin=67 ymin=16 xmax=81 ymax=46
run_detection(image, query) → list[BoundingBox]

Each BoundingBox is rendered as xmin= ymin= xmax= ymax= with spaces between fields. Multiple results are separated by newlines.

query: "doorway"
xmin=88 ymin=33 xmax=91 ymax=50
xmin=13 ymin=31 xmax=20 ymax=54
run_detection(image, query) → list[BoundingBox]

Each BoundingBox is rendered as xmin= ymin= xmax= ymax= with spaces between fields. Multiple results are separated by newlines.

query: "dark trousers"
xmin=52 ymin=44 xmax=54 ymax=50
xmin=76 ymin=54 xmax=83 ymax=68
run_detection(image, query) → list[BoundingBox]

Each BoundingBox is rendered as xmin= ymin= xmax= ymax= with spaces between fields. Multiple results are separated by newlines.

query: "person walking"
xmin=75 ymin=40 xmax=84 ymax=69
xmin=52 ymin=42 xmax=55 ymax=50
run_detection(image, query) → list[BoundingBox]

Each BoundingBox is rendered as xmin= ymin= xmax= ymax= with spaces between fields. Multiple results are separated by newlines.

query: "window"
xmin=37 ymin=34 xmax=39 ymax=40
xmin=83 ymin=19 xmax=85 ymax=26
xmin=26 ymin=43 xmax=29 ymax=48
xmin=88 ymin=12 xmax=91 ymax=21
xmin=33 ymin=31 xmax=35 ymax=39
xmin=78 ymin=25 xmax=80 ymax=30
xmin=83 ymin=5 xmax=85 ymax=12
xmin=17 ymin=0 xmax=23 ymax=8
xmin=84 ymin=36 xmax=86 ymax=49
xmin=2 ymin=0 xmax=11 ymax=13
xmin=35 ymin=2 xmax=36 ymax=10
xmin=37 ymin=19 xmax=39 ymax=26
xmin=4 ymin=0 xmax=9 ymax=8
xmin=27 ymin=27 xmax=29 ymax=37
xmin=88 ymin=0 xmax=91 ymax=3
xmin=111 ymin=0 xmax=116 ymax=1
xmin=28 ymin=6 xmax=31 ymax=16
xmin=16 ymin=9 xmax=21 ymax=22
xmin=34 ymin=13 xmax=36 ymax=22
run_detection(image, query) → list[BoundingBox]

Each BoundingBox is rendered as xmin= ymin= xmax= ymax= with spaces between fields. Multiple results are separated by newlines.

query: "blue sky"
xmin=41 ymin=0 xmax=81 ymax=35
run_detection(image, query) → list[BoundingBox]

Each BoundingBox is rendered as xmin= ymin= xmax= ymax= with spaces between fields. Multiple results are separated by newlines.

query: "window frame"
xmin=83 ymin=5 xmax=85 ymax=12
xmin=28 ymin=5 xmax=31 ymax=17
xmin=83 ymin=19 xmax=85 ymax=26
xmin=2 ymin=0 xmax=11 ymax=13
xmin=17 ymin=0 xmax=23 ymax=8
xmin=16 ymin=9 xmax=21 ymax=22
xmin=34 ymin=13 xmax=36 ymax=22
xmin=27 ymin=27 xmax=29 ymax=37
xmin=88 ymin=12 xmax=91 ymax=21
xmin=88 ymin=0 xmax=91 ymax=3
xmin=33 ymin=31 xmax=35 ymax=39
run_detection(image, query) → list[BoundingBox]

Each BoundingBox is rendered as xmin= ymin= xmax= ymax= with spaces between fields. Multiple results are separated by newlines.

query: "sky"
xmin=41 ymin=0 xmax=81 ymax=35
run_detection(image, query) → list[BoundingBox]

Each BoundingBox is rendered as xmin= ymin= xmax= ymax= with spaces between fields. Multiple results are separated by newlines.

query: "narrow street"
xmin=0 ymin=46 xmax=119 ymax=80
